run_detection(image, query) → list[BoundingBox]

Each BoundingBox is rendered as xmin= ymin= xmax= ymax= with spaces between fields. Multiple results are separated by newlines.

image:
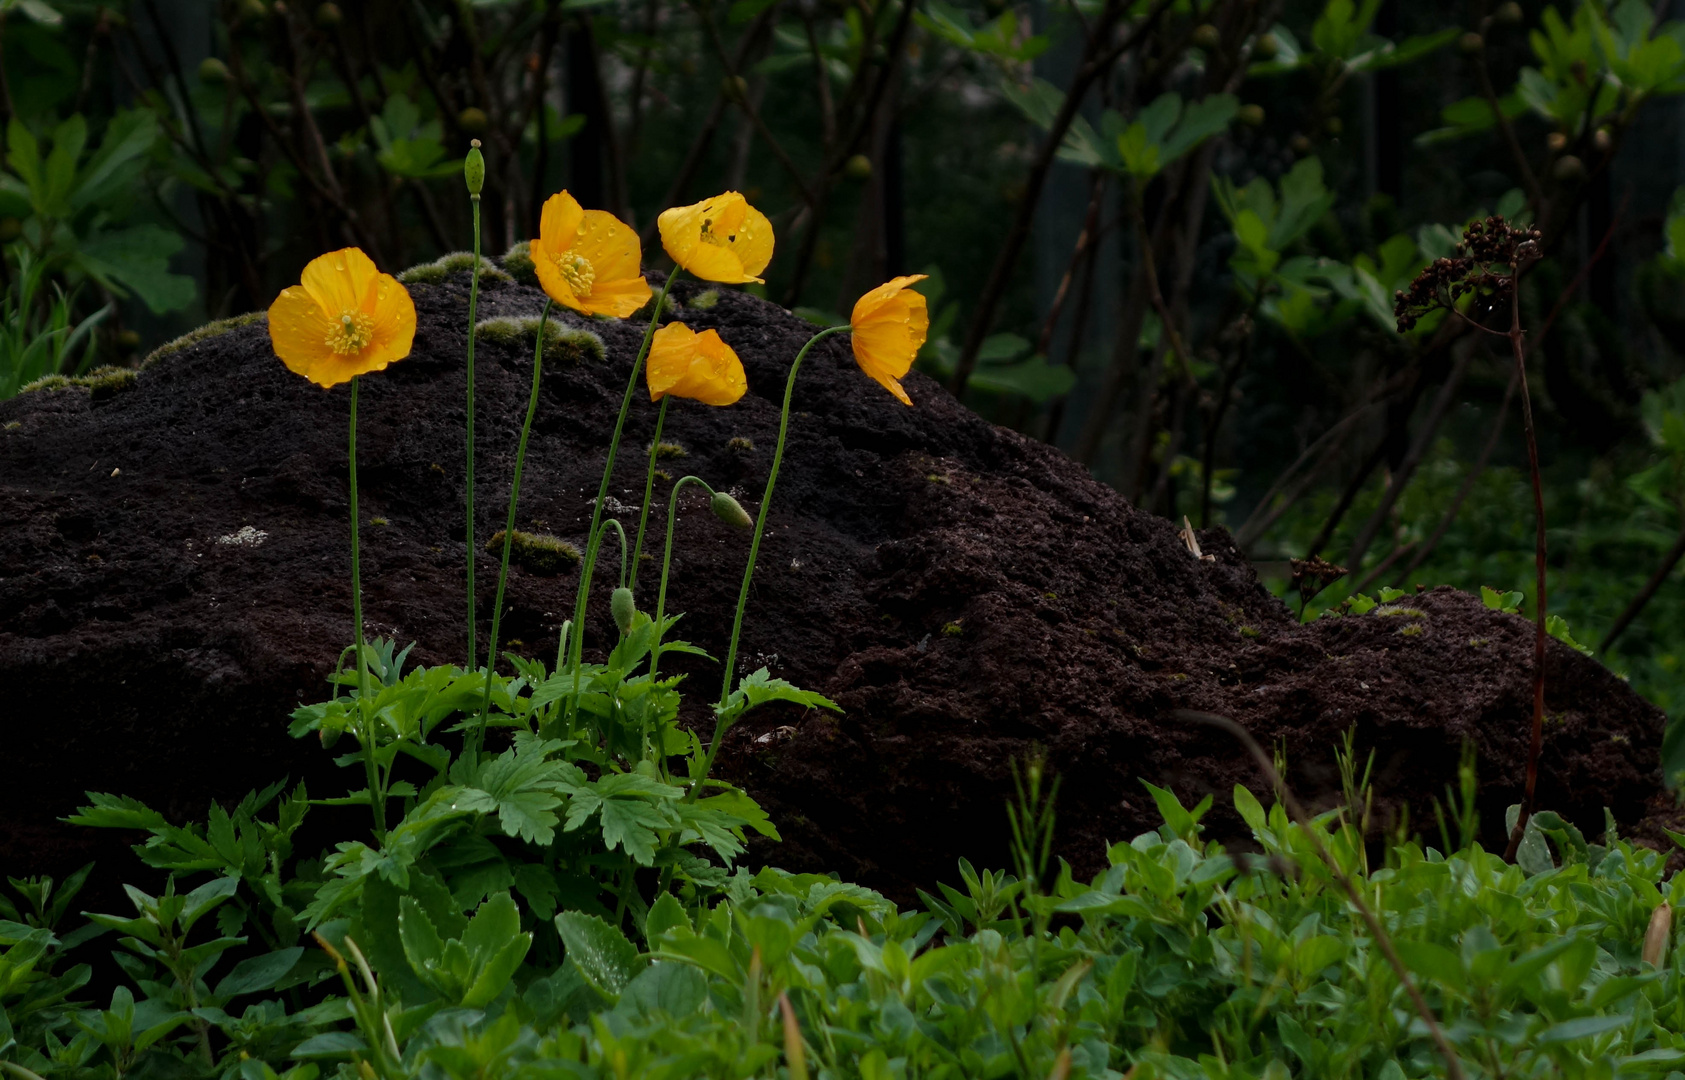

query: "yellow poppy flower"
xmin=850 ymin=274 xmax=929 ymax=407
xmin=268 ymin=247 xmax=416 ymax=388
xmin=646 ymin=322 xmax=747 ymax=406
xmin=530 ymin=190 xmax=653 ymax=318
xmin=657 ymin=192 xmax=774 ymax=284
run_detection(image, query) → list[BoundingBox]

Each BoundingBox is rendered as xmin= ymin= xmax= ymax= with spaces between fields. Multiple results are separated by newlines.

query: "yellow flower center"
xmin=557 ymin=251 xmax=595 ymax=297
xmin=325 ymin=310 xmax=375 ymax=355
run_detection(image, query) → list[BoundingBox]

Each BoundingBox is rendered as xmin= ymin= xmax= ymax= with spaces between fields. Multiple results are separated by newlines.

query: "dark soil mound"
xmin=0 ymin=267 xmax=1665 ymax=895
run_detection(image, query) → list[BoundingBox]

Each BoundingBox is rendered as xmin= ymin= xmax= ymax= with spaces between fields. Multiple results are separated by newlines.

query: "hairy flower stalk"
xmin=475 ymin=299 xmax=554 ymax=750
xmin=631 ymin=322 xmax=747 ymax=592
xmin=268 ymin=246 xmax=414 ymax=840
xmin=555 ymin=273 xmax=672 ymax=686
xmin=464 ymin=140 xmax=485 ymax=673
xmin=630 ymin=396 xmax=670 ymax=594
xmin=345 ymin=377 xmax=382 ymax=839
xmin=692 ymin=276 xmax=924 ymax=797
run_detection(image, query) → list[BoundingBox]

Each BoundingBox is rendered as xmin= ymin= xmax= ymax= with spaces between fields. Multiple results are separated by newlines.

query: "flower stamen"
xmin=557 ymin=251 xmax=595 ymax=297
xmin=325 ymin=310 xmax=376 ymax=355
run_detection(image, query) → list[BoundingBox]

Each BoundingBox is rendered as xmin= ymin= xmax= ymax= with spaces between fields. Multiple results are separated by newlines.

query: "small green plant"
xmin=0 ymin=247 xmax=109 ymax=400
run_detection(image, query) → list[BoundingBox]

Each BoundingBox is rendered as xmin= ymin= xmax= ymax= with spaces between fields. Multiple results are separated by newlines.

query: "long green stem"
xmin=629 ymin=395 xmax=671 ymax=594
xmin=465 ymin=196 xmax=482 ymax=671
xmin=348 ymin=377 xmax=384 ymax=840
xmin=693 ymin=324 xmax=849 ymax=796
xmin=561 ymin=271 xmax=677 ymax=669
xmin=650 ymin=475 xmax=716 ymax=683
xmin=477 ymin=299 xmax=553 ymax=748
xmin=560 ymin=270 xmax=678 ymax=709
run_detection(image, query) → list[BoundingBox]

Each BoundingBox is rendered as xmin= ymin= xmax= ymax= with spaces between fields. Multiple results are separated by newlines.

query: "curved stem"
xmin=465 ymin=195 xmax=482 ymax=671
xmin=476 ymin=299 xmax=553 ymax=747
xmin=630 ymin=395 xmax=671 ymax=594
xmin=560 ymin=270 xmax=678 ymax=709
xmin=650 ymin=475 xmax=716 ymax=683
xmin=348 ymin=377 xmax=384 ymax=840
xmin=694 ymin=324 xmax=848 ymax=796
xmin=598 ymin=517 xmax=629 ymax=592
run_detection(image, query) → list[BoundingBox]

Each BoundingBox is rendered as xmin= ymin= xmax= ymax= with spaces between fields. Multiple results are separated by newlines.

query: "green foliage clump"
xmin=485 ymin=529 xmax=579 ymax=575
xmin=142 ymin=311 xmax=266 ymax=367
xmin=13 ymin=768 xmax=1685 ymax=1080
xmin=688 ymin=289 xmax=720 ymax=310
xmin=650 ymin=441 xmax=686 ymax=460
xmin=474 ymin=317 xmax=604 ymax=365
xmin=727 ymin=436 xmax=754 ymax=452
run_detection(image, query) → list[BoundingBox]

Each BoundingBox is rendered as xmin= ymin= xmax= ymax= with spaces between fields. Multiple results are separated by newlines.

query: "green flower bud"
xmin=611 ymin=586 xmax=636 ymax=634
xmin=319 ymin=723 xmax=342 ymax=749
xmin=198 ymin=57 xmax=230 ymax=85
xmin=844 ymin=153 xmax=873 ymax=180
xmin=464 ymin=139 xmax=485 ymax=197
xmin=711 ymin=491 xmax=753 ymax=530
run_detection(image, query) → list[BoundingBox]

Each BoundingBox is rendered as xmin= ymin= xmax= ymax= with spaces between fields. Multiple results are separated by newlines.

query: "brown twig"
xmin=949 ymin=0 xmax=1165 ymax=395
xmin=1344 ymin=347 xmax=1473 ymax=573
xmin=1175 ymin=710 xmax=1467 ymax=1080
xmin=637 ymin=3 xmax=782 ymax=248
xmin=1394 ymin=365 xmax=1519 ymax=584
xmin=1234 ymin=407 xmax=1369 ymax=550
xmin=1600 ymin=525 xmax=1685 ymax=654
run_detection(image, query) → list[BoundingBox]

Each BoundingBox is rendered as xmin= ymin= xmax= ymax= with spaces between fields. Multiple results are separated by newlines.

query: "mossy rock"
xmin=484 ymin=529 xmax=580 ymax=575
xmin=474 ymin=317 xmax=605 ymax=364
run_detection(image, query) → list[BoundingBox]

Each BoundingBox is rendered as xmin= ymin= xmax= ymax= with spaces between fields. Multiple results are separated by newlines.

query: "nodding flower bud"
xmin=611 ymin=586 xmax=636 ymax=634
xmin=711 ymin=491 xmax=753 ymax=529
xmin=464 ymin=139 xmax=485 ymax=197
xmin=319 ymin=723 xmax=342 ymax=750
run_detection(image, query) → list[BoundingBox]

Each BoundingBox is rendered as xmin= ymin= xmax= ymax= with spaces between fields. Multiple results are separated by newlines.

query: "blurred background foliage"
xmin=7 ymin=0 xmax=1685 ymax=776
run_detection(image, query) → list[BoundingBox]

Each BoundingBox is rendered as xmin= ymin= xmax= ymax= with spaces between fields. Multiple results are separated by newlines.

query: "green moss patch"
xmin=143 ymin=311 xmax=266 ymax=367
xmin=20 ymin=365 xmax=139 ymax=400
xmin=473 ymin=317 xmax=605 ymax=364
xmin=398 ymin=252 xmax=513 ymax=286
xmin=484 ymin=529 xmax=580 ymax=575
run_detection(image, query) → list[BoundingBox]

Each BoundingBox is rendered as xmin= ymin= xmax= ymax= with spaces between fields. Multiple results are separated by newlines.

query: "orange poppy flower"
xmin=646 ymin=322 xmax=747 ymax=406
xmin=530 ymin=191 xmax=652 ymax=318
xmin=850 ymin=274 xmax=929 ymax=407
xmin=657 ymin=192 xmax=774 ymax=284
xmin=268 ymin=248 xmax=416 ymax=388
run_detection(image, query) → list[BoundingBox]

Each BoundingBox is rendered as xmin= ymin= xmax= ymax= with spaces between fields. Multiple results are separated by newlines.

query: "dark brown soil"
xmin=0 ymin=266 xmax=1666 ymax=897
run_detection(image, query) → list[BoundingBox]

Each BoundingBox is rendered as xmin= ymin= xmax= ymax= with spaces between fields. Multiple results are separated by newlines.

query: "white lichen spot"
xmin=216 ymin=525 xmax=269 ymax=547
